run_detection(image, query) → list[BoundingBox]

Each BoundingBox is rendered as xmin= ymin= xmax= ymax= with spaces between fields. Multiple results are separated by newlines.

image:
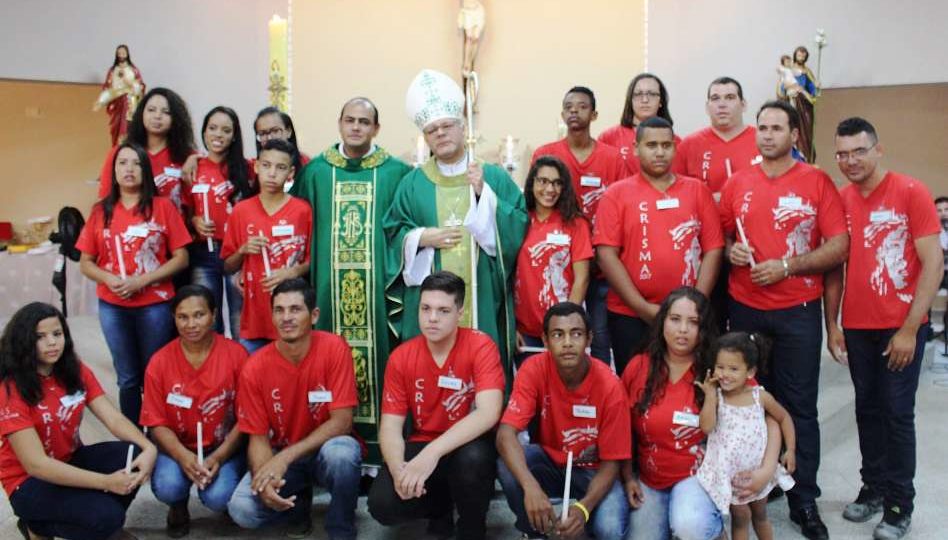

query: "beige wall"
xmin=0 ymin=80 xmax=107 ymax=240
xmin=291 ymin=0 xmax=645 ymax=181
xmin=813 ymin=83 xmax=948 ymax=195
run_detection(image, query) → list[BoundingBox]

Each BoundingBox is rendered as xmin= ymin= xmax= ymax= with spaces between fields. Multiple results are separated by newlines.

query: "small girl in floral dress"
xmin=697 ymin=332 xmax=797 ymax=540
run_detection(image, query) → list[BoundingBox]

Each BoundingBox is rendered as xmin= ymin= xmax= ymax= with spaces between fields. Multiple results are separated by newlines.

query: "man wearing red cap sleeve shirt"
xmin=531 ymin=86 xmax=630 ymax=365
xmin=368 ymin=271 xmax=504 ymax=540
xmin=227 ymin=279 xmax=362 ymax=539
xmin=595 ymin=117 xmax=723 ymax=375
xmin=823 ymin=117 xmax=942 ymax=540
xmin=497 ymin=302 xmax=630 ymax=540
xmin=222 ymin=139 xmax=312 ymax=353
xmin=720 ymin=101 xmax=849 ymax=540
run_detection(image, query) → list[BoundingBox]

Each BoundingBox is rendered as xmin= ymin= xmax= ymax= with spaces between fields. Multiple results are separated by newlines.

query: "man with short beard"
xmin=719 ymin=100 xmax=849 ymax=540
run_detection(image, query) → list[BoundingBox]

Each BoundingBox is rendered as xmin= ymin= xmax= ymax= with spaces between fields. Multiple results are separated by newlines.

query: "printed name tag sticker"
xmin=437 ymin=376 xmax=463 ymax=390
xmin=166 ymin=393 xmax=193 ymax=409
xmin=580 ymin=175 xmax=602 ymax=188
xmin=778 ymin=196 xmax=803 ymax=210
xmin=572 ymin=404 xmax=597 ymax=418
xmin=546 ymin=233 xmax=570 ymax=245
xmin=164 ymin=167 xmax=183 ymax=178
xmin=308 ymin=390 xmax=333 ymax=403
xmin=656 ymin=198 xmax=680 ymax=210
xmin=191 ymin=183 xmax=210 ymax=194
xmin=672 ymin=410 xmax=700 ymax=427
xmin=272 ymin=225 xmax=295 ymax=237
xmin=60 ymin=391 xmax=86 ymax=407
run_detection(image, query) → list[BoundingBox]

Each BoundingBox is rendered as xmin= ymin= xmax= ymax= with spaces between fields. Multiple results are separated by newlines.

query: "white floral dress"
xmin=696 ymin=386 xmax=795 ymax=514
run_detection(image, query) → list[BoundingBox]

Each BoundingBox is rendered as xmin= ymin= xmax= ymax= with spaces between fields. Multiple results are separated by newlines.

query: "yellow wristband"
xmin=571 ymin=501 xmax=590 ymax=523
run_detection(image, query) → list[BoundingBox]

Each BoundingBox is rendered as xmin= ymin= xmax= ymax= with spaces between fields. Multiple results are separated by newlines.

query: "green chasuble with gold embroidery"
xmin=383 ymin=159 xmax=527 ymax=376
xmin=290 ymin=145 xmax=410 ymax=465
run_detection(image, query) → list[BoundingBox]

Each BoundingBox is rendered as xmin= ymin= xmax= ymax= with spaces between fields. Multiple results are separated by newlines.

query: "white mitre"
xmin=405 ymin=69 xmax=465 ymax=130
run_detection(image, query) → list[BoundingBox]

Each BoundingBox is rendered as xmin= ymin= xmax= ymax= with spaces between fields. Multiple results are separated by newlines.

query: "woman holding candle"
xmin=140 ymin=285 xmax=248 ymax=537
xmin=221 ymin=139 xmax=312 ymax=353
xmin=620 ymin=287 xmax=780 ymax=540
xmin=188 ymin=106 xmax=256 ymax=338
xmin=78 ymin=143 xmax=191 ymax=424
xmin=0 ymin=302 xmax=156 ymax=540
xmin=513 ymin=155 xmax=592 ymax=366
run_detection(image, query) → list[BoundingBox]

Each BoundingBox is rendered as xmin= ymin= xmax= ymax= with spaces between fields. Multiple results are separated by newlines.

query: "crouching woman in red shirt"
xmin=621 ymin=287 xmax=780 ymax=540
xmin=0 ymin=302 xmax=156 ymax=540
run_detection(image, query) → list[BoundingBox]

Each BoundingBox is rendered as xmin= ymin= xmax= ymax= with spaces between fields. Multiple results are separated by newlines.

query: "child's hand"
xmin=781 ymin=449 xmax=796 ymax=474
xmin=698 ymin=369 xmax=718 ymax=395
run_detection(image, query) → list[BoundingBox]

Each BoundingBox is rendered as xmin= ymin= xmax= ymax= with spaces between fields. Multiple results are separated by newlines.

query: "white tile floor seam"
xmin=2 ymin=316 xmax=946 ymax=539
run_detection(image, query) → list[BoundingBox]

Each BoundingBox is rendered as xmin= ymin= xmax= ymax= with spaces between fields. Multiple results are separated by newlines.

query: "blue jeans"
xmin=845 ymin=326 xmax=925 ymax=515
xmin=629 ymin=476 xmax=723 ymax=540
xmin=190 ymin=242 xmax=241 ymax=338
xmin=729 ymin=298 xmax=823 ymax=510
xmin=586 ymin=277 xmax=613 ymax=365
xmin=239 ymin=338 xmax=270 ymax=355
xmin=98 ymin=299 xmax=174 ymax=424
xmin=227 ymin=435 xmax=361 ymax=539
xmin=10 ymin=442 xmax=141 ymax=540
xmin=151 ymin=450 xmax=247 ymax=512
xmin=497 ymin=444 xmax=629 ymax=540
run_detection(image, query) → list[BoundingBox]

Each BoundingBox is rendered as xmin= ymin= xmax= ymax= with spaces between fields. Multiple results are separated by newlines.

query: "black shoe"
xmin=843 ymin=486 xmax=884 ymax=523
xmin=426 ymin=511 xmax=455 ymax=539
xmin=166 ymin=501 xmax=190 ymax=538
xmin=768 ymin=486 xmax=785 ymax=502
xmin=286 ymin=486 xmax=314 ymax=539
xmin=873 ymin=507 xmax=912 ymax=540
xmin=790 ymin=505 xmax=830 ymax=540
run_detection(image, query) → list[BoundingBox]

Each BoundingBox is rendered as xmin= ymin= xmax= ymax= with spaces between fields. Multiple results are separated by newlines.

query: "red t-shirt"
xmin=677 ymin=126 xmax=760 ymax=194
xmin=514 ymin=210 xmax=594 ymax=337
xmin=531 ymin=139 xmax=630 ymax=224
xmin=189 ymin=158 xmax=241 ymax=242
xmin=622 ymin=353 xmax=704 ymax=489
xmin=76 ymin=197 xmax=191 ymax=307
xmin=502 ymin=352 xmax=631 ymax=469
xmin=98 ymin=146 xmax=191 ymax=213
xmin=840 ymin=172 xmax=940 ymax=329
xmin=220 ymin=196 xmax=313 ymax=340
xmin=236 ymin=332 xmax=358 ymax=449
xmin=0 ymin=364 xmax=105 ymax=495
xmin=140 ymin=335 xmax=248 ymax=451
xmin=593 ymin=174 xmax=724 ymax=317
xmin=381 ymin=328 xmax=505 ymax=443
xmin=597 ymin=124 xmax=686 ymax=176
xmin=719 ymin=162 xmax=848 ymax=310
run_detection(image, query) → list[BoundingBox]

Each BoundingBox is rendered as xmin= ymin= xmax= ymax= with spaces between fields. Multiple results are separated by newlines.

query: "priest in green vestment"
xmin=385 ymin=69 xmax=527 ymax=374
xmin=290 ymin=97 xmax=411 ymax=465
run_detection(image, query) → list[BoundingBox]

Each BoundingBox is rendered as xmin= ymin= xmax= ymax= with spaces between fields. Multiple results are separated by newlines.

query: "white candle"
xmin=505 ymin=134 xmax=515 ymax=164
xmin=415 ymin=135 xmax=427 ymax=167
xmin=125 ymin=444 xmax=134 ymax=474
xmin=203 ymin=192 xmax=214 ymax=251
xmin=261 ymin=235 xmax=272 ymax=278
xmin=736 ymin=217 xmax=757 ymax=267
xmin=196 ymin=421 xmax=204 ymax=466
xmin=561 ymin=450 xmax=573 ymax=523
xmin=114 ymin=236 xmax=127 ymax=279
xmin=725 ymin=158 xmax=733 ymax=179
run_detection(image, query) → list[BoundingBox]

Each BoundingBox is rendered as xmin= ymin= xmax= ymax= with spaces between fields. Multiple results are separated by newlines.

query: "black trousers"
xmin=368 ymin=436 xmax=496 ymax=540
xmin=729 ymin=298 xmax=823 ymax=510
xmin=845 ymin=327 xmax=925 ymax=514
xmin=607 ymin=311 xmax=651 ymax=377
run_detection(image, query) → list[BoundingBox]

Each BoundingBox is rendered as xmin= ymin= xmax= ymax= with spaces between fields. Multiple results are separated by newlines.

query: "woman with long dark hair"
xmin=599 ymin=73 xmax=684 ymax=174
xmin=620 ymin=287 xmax=780 ymax=540
xmin=78 ymin=143 xmax=191 ymax=424
xmin=97 ymin=87 xmax=196 ymax=215
xmin=0 ymin=302 xmax=156 ymax=540
xmin=513 ymin=155 xmax=592 ymax=366
xmin=188 ymin=106 xmax=256 ymax=337
xmin=140 ymin=285 xmax=248 ymax=537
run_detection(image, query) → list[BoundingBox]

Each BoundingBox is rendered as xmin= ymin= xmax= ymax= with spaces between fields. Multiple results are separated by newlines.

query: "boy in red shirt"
xmin=222 ymin=139 xmax=312 ymax=353
xmin=595 ymin=117 xmax=723 ymax=374
xmin=227 ymin=279 xmax=362 ymax=539
xmin=497 ymin=302 xmax=631 ymax=540
xmin=824 ymin=118 xmax=942 ymax=540
xmin=368 ymin=272 xmax=505 ymax=540
xmin=531 ymin=86 xmax=629 ymax=366
xmin=721 ymin=101 xmax=849 ymax=540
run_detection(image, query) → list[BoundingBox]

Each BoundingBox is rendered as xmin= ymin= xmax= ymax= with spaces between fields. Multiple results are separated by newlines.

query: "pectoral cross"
xmin=444 ymin=213 xmax=463 ymax=228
